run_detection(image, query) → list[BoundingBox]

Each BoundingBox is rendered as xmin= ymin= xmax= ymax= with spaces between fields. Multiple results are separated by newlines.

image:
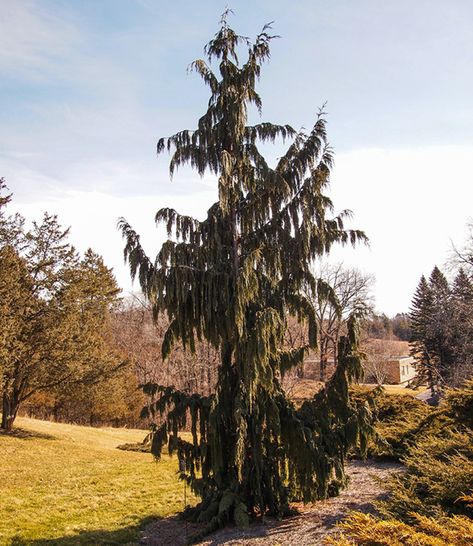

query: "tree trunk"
xmin=319 ymin=337 xmax=330 ymax=381
xmin=319 ymin=355 xmax=327 ymax=382
xmin=1 ymin=391 xmax=20 ymax=431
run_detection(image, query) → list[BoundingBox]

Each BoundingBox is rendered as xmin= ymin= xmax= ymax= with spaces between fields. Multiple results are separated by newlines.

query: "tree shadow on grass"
xmin=9 ymin=516 xmax=158 ymax=546
xmin=0 ymin=427 xmax=56 ymax=440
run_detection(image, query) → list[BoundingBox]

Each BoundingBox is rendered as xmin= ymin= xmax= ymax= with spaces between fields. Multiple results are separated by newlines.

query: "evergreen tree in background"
xmin=429 ymin=266 xmax=450 ymax=304
xmin=409 ymin=275 xmax=435 ymax=391
xmin=409 ymin=268 xmax=457 ymax=394
xmin=428 ymin=266 xmax=454 ymax=388
xmin=452 ymin=268 xmax=473 ymax=304
xmin=0 ymin=180 xmax=124 ymax=431
xmin=450 ymin=268 xmax=473 ymax=385
xmin=120 ymin=15 xmax=371 ymax=537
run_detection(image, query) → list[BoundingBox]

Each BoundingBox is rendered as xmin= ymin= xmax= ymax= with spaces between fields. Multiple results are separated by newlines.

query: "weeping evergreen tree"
xmin=120 ymin=14 xmax=371 ymax=540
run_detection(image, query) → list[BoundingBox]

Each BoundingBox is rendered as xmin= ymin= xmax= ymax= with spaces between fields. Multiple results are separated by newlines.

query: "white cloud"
xmin=329 ymin=146 xmax=473 ymax=314
xmin=7 ymin=144 xmax=473 ymax=316
xmin=10 ymin=187 xmax=218 ymax=295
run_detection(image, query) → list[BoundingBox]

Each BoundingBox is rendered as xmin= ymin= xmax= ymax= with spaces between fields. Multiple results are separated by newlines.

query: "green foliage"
xmin=380 ymin=428 xmax=473 ymax=520
xmin=409 ymin=265 xmax=473 ymax=391
xmin=120 ymin=14 xmax=368 ymax=539
xmin=409 ymin=274 xmax=437 ymax=391
xmin=351 ymin=389 xmax=433 ymax=460
xmin=376 ymin=381 xmax=473 ymax=522
xmin=444 ymin=378 xmax=473 ymax=428
xmin=0 ymin=181 xmax=124 ymax=430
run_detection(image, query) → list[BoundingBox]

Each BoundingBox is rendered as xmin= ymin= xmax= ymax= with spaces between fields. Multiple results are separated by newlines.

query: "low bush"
xmin=377 ymin=381 xmax=473 ymax=520
xmin=350 ymin=387 xmax=432 ymax=460
xmin=378 ymin=428 xmax=473 ymax=520
xmin=325 ymin=511 xmax=473 ymax=546
xmin=329 ymin=381 xmax=473 ymax=544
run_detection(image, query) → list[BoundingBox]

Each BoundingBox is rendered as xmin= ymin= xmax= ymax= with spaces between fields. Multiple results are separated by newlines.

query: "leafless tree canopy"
xmin=309 ymin=262 xmax=375 ymax=380
xmin=113 ymin=295 xmax=220 ymax=397
xmin=450 ymin=221 xmax=473 ymax=273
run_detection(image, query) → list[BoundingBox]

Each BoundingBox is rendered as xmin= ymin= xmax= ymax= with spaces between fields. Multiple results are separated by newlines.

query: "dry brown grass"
xmin=286 ymin=379 xmax=427 ymax=402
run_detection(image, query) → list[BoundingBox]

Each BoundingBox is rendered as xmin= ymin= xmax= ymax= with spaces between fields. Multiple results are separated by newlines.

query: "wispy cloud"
xmin=10 ymin=186 xmax=218 ymax=294
xmin=0 ymin=1 xmax=80 ymax=80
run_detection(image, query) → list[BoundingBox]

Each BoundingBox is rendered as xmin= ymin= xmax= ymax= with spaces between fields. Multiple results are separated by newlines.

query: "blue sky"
xmin=2 ymin=0 xmax=473 ymax=314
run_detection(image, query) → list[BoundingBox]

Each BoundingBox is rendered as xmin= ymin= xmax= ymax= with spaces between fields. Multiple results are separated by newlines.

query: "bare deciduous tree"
xmin=450 ymin=221 xmax=473 ymax=273
xmin=310 ymin=262 xmax=374 ymax=381
xmin=112 ymin=295 xmax=220 ymax=398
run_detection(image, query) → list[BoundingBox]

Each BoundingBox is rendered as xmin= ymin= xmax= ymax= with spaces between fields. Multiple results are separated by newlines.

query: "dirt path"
xmin=140 ymin=460 xmax=402 ymax=546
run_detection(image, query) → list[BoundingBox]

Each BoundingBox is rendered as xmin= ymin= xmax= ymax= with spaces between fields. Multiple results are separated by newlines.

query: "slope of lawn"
xmin=0 ymin=417 xmax=195 ymax=546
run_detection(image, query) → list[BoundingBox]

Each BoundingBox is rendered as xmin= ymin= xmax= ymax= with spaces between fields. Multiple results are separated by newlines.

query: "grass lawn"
xmin=0 ymin=417 xmax=196 ymax=546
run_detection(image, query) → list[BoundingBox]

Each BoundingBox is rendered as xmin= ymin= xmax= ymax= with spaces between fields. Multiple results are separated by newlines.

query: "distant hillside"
xmin=363 ymin=338 xmax=410 ymax=358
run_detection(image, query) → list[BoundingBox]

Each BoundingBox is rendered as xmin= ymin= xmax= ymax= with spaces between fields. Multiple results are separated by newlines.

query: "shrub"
xmin=350 ymin=387 xmax=432 ymax=460
xmin=329 ymin=381 xmax=473 ymax=544
xmin=378 ymin=428 xmax=473 ymax=520
xmin=443 ymin=379 xmax=473 ymax=428
xmin=325 ymin=511 xmax=473 ymax=546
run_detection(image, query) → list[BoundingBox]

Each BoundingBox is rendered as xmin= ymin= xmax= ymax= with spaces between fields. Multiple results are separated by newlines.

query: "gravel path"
xmin=140 ymin=460 xmax=402 ymax=546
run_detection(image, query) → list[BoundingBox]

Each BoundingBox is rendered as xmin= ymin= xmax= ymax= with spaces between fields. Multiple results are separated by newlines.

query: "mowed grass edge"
xmin=0 ymin=417 xmax=196 ymax=545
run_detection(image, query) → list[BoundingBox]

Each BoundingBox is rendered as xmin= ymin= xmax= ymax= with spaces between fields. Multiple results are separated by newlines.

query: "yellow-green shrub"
xmin=444 ymin=379 xmax=473 ymax=428
xmin=376 ymin=381 xmax=473 ymax=520
xmin=350 ymin=387 xmax=432 ymax=460
xmin=331 ymin=381 xmax=473 ymax=546
xmin=325 ymin=511 xmax=473 ymax=546
xmin=379 ymin=428 xmax=473 ymax=520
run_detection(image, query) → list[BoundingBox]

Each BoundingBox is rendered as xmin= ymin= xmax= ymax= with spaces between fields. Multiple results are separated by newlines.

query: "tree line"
xmin=0 ymin=179 xmax=130 ymax=430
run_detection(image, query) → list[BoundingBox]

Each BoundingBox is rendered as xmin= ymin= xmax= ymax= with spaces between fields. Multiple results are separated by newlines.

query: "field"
xmin=288 ymin=379 xmax=427 ymax=401
xmin=362 ymin=383 xmax=428 ymax=397
xmin=0 ymin=417 xmax=194 ymax=546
